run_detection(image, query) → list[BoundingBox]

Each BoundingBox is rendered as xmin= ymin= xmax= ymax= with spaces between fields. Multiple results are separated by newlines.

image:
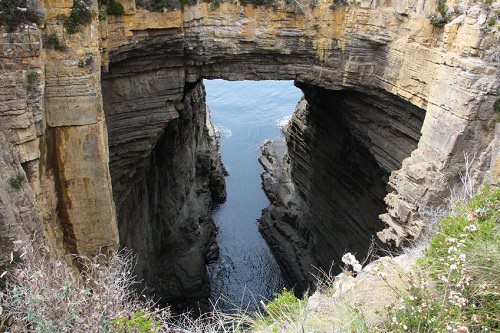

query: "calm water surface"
xmin=205 ymin=79 xmax=302 ymax=311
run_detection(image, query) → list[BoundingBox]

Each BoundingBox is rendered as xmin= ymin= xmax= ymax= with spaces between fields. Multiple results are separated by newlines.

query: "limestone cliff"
xmin=0 ymin=0 xmax=498 ymax=307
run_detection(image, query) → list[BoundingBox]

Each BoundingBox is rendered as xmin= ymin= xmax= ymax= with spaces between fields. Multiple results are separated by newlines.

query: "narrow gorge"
xmin=1 ymin=0 xmax=499 ymax=314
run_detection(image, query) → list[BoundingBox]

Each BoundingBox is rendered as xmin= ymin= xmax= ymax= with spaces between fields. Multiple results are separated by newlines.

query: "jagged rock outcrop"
xmin=259 ymin=137 xmax=313 ymax=293
xmin=102 ymin=74 xmax=226 ymax=308
xmin=0 ymin=0 xmax=498 ymax=307
xmin=260 ymin=83 xmax=426 ymax=290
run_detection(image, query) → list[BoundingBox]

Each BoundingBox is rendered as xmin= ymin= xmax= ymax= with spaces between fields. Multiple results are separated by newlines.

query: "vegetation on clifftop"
xmin=64 ymin=0 xmax=94 ymax=34
xmin=0 ymin=0 xmax=41 ymax=32
xmin=385 ymin=187 xmax=499 ymax=332
xmin=1 ymin=187 xmax=498 ymax=332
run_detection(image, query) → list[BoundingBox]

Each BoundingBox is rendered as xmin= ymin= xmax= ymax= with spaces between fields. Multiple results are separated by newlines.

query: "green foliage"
xmin=209 ymin=0 xmax=221 ymax=10
xmin=464 ymin=128 xmax=475 ymax=140
xmin=384 ymin=187 xmax=500 ymax=332
xmin=429 ymin=14 xmax=449 ymax=27
xmin=78 ymin=55 xmax=94 ymax=68
xmin=437 ymin=0 xmax=448 ymax=17
xmin=46 ymin=34 xmax=67 ymax=51
xmin=107 ymin=0 xmax=125 ymax=16
xmin=0 ymin=0 xmax=41 ymax=32
xmin=264 ymin=288 xmax=302 ymax=322
xmin=238 ymin=0 xmax=275 ymax=6
xmin=113 ymin=310 xmax=163 ymax=332
xmin=149 ymin=0 xmax=182 ymax=10
xmin=429 ymin=0 xmax=450 ymax=27
xmin=8 ymin=174 xmax=25 ymax=190
xmin=98 ymin=9 xmax=108 ymax=20
xmin=27 ymin=71 xmax=39 ymax=94
xmin=329 ymin=0 xmax=356 ymax=10
xmin=64 ymin=0 xmax=94 ymax=34
xmin=487 ymin=16 xmax=496 ymax=27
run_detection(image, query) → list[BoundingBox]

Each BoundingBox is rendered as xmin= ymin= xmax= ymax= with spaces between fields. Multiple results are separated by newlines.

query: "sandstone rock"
xmin=0 ymin=0 xmax=498 ymax=309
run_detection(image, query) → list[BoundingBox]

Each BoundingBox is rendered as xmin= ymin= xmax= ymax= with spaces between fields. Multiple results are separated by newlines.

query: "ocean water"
xmin=205 ymin=79 xmax=302 ymax=311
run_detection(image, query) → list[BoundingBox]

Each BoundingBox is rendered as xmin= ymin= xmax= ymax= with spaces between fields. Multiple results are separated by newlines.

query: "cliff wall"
xmin=0 ymin=0 xmax=498 ymax=305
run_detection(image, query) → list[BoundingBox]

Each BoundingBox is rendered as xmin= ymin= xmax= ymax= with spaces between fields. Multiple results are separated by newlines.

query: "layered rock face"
xmin=1 ymin=0 xmax=498 ymax=309
xmin=102 ymin=71 xmax=226 ymax=308
xmin=260 ymin=83 xmax=426 ymax=290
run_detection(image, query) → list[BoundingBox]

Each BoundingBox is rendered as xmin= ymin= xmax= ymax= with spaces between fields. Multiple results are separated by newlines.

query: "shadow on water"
xmin=205 ymin=80 xmax=302 ymax=312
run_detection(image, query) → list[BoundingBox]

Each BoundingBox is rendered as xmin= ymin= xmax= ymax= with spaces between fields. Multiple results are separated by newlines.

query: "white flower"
xmin=464 ymin=224 xmax=477 ymax=232
xmin=450 ymin=264 xmax=458 ymax=270
xmin=459 ymin=254 xmax=466 ymax=262
xmin=352 ymin=263 xmax=362 ymax=272
xmin=455 ymin=326 xmax=469 ymax=333
xmin=341 ymin=252 xmax=357 ymax=266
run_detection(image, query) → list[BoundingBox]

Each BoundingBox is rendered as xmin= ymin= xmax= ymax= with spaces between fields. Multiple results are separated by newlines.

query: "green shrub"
xmin=26 ymin=71 xmax=38 ymax=94
xmin=98 ymin=9 xmax=107 ymax=20
xmin=209 ymin=0 xmax=221 ymax=10
xmin=78 ymin=55 xmax=94 ymax=68
xmin=107 ymin=0 xmax=125 ymax=16
xmin=8 ymin=174 xmax=25 ymax=190
xmin=46 ymin=33 xmax=67 ymax=51
xmin=437 ymin=0 xmax=448 ymax=17
xmin=264 ymin=288 xmax=302 ymax=323
xmin=330 ymin=0 xmax=348 ymax=9
xmin=384 ymin=187 xmax=500 ymax=332
xmin=429 ymin=14 xmax=449 ymax=27
xmin=113 ymin=310 xmax=163 ymax=332
xmin=238 ymin=0 xmax=275 ymax=6
xmin=429 ymin=0 xmax=450 ymax=27
xmin=487 ymin=16 xmax=497 ymax=27
xmin=1 ymin=247 xmax=171 ymax=332
xmin=0 ymin=0 xmax=41 ymax=32
xmin=64 ymin=0 xmax=94 ymax=34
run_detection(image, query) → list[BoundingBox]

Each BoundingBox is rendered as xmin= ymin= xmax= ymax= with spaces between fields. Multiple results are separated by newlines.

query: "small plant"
xmin=487 ymin=16 xmax=497 ymax=27
xmin=46 ymin=34 xmax=67 ymax=51
xmin=26 ymin=71 xmax=39 ymax=94
xmin=8 ymin=174 xmax=25 ymax=190
xmin=107 ymin=0 xmax=125 ymax=16
xmin=148 ymin=0 xmax=186 ymax=10
xmin=98 ymin=9 xmax=108 ymax=20
xmin=113 ymin=310 xmax=163 ymax=332
xmin=78 ymin=55 xmax=94 ymax=68
xmin=264 ymin=288 xmax=302 ymax=323
xmin=64 ymin=0 xmax=94 ymax=34
xmin=429 ymin=0 xmax=450 ymax=27
xmin=329 ymin=0 xmax=348 ymax=9
xmin=209 ymin=0 xmax=221 ymax=10
xmin=464 ymin=128 xmax=475 ymax=140
xmin=0 ymin=0 xmax=41 ymax=33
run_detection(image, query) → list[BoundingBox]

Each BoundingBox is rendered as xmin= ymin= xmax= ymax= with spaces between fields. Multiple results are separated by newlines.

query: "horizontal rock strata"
xmin=0 ymin=0 xmax=498 ymax=308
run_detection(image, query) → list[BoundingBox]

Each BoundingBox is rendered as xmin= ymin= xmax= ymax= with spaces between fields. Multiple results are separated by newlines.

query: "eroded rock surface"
xmin=0 ymin=0 xmax=498 ymax=308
